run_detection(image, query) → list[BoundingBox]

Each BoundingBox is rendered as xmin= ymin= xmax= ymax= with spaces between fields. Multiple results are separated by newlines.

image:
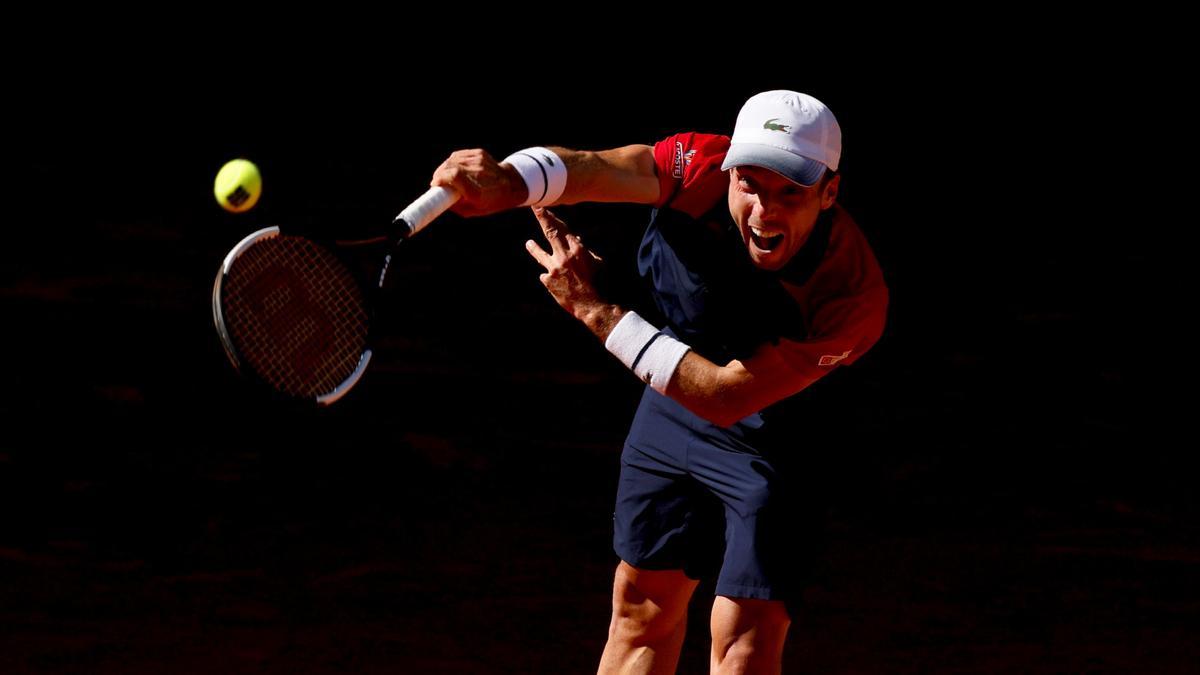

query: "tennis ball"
xmin=214 ymin=159 xmax=262 ymax=213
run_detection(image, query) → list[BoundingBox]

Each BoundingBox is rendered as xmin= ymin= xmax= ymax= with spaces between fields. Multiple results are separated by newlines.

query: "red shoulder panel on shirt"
xmin=652 ymin=132 xmax=731 ymax=218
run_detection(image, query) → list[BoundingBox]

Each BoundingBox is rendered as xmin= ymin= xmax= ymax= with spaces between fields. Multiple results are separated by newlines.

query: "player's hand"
xmin=525 ymin=207 xmax=609 ymax=322
xmin=431 ymin=149 xmax=526 ymax=217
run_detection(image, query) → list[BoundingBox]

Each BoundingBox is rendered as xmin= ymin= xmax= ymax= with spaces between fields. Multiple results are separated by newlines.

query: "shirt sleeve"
xmin=651 ymin=132 xmax=731 ymax=211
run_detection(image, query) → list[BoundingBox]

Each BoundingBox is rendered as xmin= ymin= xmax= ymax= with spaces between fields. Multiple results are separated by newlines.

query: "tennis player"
xmin=433 ymin=90 xmax=888 ymax=674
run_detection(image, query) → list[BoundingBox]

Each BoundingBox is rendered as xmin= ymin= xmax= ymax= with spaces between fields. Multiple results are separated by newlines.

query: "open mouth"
xmin=749 ymin=226 xmax=784 ymax=252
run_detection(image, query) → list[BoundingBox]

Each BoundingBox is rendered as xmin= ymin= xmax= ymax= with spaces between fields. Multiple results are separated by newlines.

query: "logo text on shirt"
xmin=672 ymin=142 xmax=696 ymax=179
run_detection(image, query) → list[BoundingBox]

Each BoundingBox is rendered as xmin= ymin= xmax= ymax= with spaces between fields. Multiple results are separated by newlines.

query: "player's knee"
xmin=609 ymin=562 xmax=696 ymax=644
xmin=610 ymin=610 xmax=680 ymax=647
xmin=711 ymin=597 xmax=791 ymax=647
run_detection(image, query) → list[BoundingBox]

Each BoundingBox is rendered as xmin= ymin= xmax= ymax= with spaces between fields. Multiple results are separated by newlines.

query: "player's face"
xmin=728 ymin=165 xmax=839 ymax=271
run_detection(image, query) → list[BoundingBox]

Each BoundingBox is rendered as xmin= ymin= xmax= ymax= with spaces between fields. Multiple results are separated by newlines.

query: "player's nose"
xmin=753 ymin=196 xmax=783 ymax=225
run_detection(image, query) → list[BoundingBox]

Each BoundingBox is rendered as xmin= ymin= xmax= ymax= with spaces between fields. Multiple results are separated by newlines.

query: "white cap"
xmin=720 ymin=90 xmax=841 ymax=187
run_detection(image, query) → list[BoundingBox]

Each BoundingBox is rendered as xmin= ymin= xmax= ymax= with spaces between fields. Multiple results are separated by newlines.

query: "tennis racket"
xmin=212 ymin=186 xmax=458 ymax=405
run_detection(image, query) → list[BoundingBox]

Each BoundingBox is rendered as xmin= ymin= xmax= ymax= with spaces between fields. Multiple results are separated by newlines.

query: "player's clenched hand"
xmin=525 ymin=207 xmax=608 ymax=322
xmin=431 ymin=149 xmax=526 ymax=217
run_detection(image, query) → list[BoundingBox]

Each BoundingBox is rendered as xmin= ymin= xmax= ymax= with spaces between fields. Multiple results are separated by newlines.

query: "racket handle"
xmin=392 ymin=186 xmax=459 ymax=239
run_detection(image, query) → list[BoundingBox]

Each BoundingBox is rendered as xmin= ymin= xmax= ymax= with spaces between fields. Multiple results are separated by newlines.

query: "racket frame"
xmin=212 ymin=187 xmax=457 ymax=406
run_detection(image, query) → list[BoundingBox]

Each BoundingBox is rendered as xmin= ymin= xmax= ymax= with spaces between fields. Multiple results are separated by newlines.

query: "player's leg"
xmin=603 ymin=388 xmax=729 ymax=673
xmin=687 ymin=440 xmax=815 ymax=674
xmin=604 ymin=434 xmax=722 ymax=674
xmin=709 ymin=595 xmax=791 ymax=674
xmin=597 ymin=561 xmax=699 ymax=675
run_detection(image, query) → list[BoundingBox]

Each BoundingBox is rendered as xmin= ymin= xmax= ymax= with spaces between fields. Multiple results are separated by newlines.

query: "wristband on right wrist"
xmin=604 ymin=311 xmax=691 ymax=394
xmin=502 ymin=146 xmax=567 ymax=206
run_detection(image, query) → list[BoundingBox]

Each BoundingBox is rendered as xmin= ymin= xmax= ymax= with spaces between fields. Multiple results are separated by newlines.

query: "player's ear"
xmin=820 ymin=173 xmax=840 ymax=210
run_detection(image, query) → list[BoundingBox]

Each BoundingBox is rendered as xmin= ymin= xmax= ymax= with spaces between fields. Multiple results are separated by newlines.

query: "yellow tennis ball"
xmin=214 ymin=159 xmax=262 ymax=213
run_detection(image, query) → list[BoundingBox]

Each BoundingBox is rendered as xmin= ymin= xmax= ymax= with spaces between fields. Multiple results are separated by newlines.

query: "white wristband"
xmin=604 ymin=311 xmax=691 ymax=394
xmin=502 ymin=146 xmax=567 ymax=206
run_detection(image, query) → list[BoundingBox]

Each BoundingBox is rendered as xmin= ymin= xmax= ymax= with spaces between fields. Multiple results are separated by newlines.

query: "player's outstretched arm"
xmin=431 ymin=145 xmax=659 ymax=217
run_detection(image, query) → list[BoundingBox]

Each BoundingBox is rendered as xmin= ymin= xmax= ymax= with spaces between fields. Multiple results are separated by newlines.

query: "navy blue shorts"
xmin=613 ymin=387 xmax=824 ymax=608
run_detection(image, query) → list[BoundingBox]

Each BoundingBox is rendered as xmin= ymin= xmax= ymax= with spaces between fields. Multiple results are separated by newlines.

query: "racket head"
xmin=212 ymin=226 xmax=373 ymax=405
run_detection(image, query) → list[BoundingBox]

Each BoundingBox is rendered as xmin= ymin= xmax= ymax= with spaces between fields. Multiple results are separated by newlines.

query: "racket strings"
xmin=221 ymin=235 xmax=369 ymax=398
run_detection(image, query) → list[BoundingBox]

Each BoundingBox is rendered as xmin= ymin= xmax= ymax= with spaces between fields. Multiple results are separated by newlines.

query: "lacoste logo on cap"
xmin=763 ymin=118 xmax=791 ymax=133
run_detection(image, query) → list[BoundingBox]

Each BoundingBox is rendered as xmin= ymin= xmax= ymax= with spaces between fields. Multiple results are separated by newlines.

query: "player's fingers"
xmin=525 ymin=239 xmax=553 ymax=269
xmin=532 ymin=207 xmax=570 ymax=254
xmin=434 ymin=167 xmax=486 ymax=216
xmin=566 ymin=233 xmax=586 ymax=255
xmin=451 ymin=148 xmax=485 ymax=163
xmin=432 ymin=166 xmax=479 ymax=199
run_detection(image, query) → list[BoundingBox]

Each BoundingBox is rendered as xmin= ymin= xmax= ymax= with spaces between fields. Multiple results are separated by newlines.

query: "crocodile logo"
xmin=763 ymin=118 xmax=791 ymax=133
xmin=818 ymin=350 xmax=851 ymax=367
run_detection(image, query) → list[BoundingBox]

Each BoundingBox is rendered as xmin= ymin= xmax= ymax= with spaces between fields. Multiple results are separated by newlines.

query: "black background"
xmin=2 ymin=40 xmax=1192 ymax=673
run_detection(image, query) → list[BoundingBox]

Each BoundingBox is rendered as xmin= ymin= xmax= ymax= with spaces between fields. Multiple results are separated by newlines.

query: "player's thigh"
xmin=614 ymin=446 xmax=722 ymax=576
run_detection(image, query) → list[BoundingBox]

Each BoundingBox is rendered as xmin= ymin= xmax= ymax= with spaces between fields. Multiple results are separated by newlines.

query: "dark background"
xmin=2 ymin=44 xmax=1193 ymax=673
